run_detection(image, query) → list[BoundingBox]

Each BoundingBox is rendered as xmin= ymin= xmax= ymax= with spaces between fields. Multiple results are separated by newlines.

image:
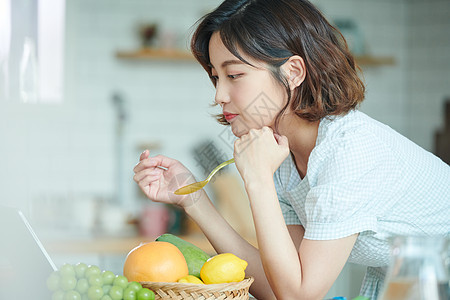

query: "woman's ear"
xmin=281 ymin=55 xmax=306 ymax=90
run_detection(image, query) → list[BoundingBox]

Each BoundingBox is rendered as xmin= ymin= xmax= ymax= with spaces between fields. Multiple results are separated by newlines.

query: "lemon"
xmin=177 ymin=275 xmax=204 ymax=284
xmin=200 ymin=253 xmax=248 ymax=284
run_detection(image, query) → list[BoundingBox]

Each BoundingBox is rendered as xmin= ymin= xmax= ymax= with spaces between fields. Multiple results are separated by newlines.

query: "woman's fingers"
xmin=235 ymin=127 xmax=277 ymax=149
xmin=133 ymin=167 xmax=163 ymax=183
xmin=134 ymin=157 xmax=162 ymax=173
xmin=273 ymin=132 xmax=282 ymax=143
xmin=279 ymin=135 xmax=289 ymax=147
xmin=137 ymin=174 xmax=157 ymax=190
xmin=134 ymin=154 xmax=177 ymax=173
xmin=139 ymin=149 xmax=149 ymax=161
xmin=135 ymin=170 xmax=165 ymax=196
xmin=273 ymin=133 xmax=289 ymax=147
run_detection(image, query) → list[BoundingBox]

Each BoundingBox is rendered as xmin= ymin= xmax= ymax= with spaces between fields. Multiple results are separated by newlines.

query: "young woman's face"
xmin=208 ymin=32 xmax=287 ymax=137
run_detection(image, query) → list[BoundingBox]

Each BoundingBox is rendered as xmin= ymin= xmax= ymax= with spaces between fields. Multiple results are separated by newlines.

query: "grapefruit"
xmin=123 ymin=241 xmax=188 ymax=282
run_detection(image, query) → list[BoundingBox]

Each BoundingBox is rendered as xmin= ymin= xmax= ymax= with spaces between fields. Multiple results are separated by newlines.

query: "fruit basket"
xmin=140 ymin=277 xmax=254 ymax=300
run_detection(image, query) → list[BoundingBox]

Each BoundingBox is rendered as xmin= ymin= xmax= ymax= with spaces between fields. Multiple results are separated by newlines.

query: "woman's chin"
xmin=231 ymin=123 xmax=276 ymax=137
xmin=231 ymin=126 xmax=248 ymax=138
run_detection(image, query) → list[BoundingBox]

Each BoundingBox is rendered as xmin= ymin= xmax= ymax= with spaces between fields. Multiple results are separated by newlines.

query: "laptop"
xmin=0 ymin=206 xmax=57 ymax=299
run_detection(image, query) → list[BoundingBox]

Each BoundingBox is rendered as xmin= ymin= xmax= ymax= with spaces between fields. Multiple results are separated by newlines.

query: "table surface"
xmin=43 ymin=233 xmax=258 ymax=256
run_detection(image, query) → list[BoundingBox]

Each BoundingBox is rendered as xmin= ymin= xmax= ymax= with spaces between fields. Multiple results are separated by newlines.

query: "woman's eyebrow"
xmin=209 ymin=59 xmax=245 ymax=69
xmin=221 ymin=60 xmax=244 ymax=67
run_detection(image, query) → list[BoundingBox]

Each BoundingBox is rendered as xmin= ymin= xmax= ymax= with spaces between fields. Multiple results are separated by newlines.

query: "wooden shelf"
xmin=116 ymin=48 xmax=394 ymax=66
xmin=116 ymin=48 xmax=194 ymax=61
xmin=355 ymin=55 xmax=395 ymax=66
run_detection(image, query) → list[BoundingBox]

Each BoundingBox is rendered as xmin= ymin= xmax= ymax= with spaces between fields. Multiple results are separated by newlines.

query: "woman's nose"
xmin=214 ymin=81 xmax=230 ymax=106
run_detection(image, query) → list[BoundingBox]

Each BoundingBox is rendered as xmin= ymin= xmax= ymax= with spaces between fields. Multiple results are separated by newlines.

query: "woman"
xmin=133 ymin=0 xmax=450 ymax=299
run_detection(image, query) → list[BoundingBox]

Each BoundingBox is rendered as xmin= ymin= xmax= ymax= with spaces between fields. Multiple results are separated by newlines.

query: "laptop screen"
xmin=0 ymin=206 xmax=57 ymax=299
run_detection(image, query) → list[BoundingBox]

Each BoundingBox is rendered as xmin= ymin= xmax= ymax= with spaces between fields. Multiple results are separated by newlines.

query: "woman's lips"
xmin=223 ymin=112 xmax=238 ymax=122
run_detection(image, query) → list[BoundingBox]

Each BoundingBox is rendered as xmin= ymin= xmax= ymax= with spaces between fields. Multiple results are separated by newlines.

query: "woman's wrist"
xmin=243 ymin=172 xmax=275 ymax=193
xmin=183 ymin=191 xmax=210 ymax=217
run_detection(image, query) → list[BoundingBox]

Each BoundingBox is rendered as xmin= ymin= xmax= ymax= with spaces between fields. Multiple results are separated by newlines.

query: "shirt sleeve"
xmin=303 ymin=130 xmax=402 ymax=240
xmin=274 ymin=165 xmax=302 ymax=226
xmin=278 ymin=192 xmax=302 ymax=225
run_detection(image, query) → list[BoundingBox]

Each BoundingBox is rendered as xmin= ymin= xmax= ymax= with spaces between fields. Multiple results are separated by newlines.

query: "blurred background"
xmin=1 ymin=0 xmax=449 ymax=298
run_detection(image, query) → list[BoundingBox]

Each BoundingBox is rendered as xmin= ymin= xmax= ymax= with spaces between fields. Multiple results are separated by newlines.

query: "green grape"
xmin=60 ymin=275 xmax=77 ymax=291
xmin=60 ymin=264 xmax=76 ymax=277
xmin=47 ymin=271 xmax=61 ymax=291
xmin=113 ymin=275 xmax=128 ymax=289
xmin=74 ymin=263 xmax=89 ymax=278
xmin=52 ymin=290 xmax=65 ymax=300
xmin=108 ymin=286 xmax=123 ymax=300
xmin=64 ymin=290 xmax=82 ymax=300
xmin=87 ymin=286 xmax=104 ymax=300
xmin=100 ymin=296 xmax=112 ymax=300
xmin=85 ymin=265 xmax=101 ymax=278
xmin=127 ymin=282 xmax=142 ymax=293
xmin=76 ymin=278 xmax=89 ymax=294
xmin=137 ymin=288 xmax=155 ymax=300
xmin=81 ymin=294 xmax=89 ymax=300
xmin=101 ymin=271 xmax=115 ymax=285
xmin=102 ymin=284 xmax=112 ymax=295
xmin=88 ymin=274 xmax=103 ymax=286
xmin=123 ymin=287 xmax=137 ymax=300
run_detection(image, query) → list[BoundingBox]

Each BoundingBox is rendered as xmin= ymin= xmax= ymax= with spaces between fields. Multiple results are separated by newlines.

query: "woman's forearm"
xmin=184 ymin=193 xmax=276 ymax=299
xmin=245 ymin=176 xmax=304 ymax=299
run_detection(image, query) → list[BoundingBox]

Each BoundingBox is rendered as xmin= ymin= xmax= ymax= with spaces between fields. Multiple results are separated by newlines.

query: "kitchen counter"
xmin=43 ymin=234 xmax=258 ymax=256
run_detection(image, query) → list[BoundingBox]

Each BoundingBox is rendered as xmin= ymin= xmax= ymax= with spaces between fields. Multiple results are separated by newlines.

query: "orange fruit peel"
xmin=123 ymin=241 xmax=188 ymax=282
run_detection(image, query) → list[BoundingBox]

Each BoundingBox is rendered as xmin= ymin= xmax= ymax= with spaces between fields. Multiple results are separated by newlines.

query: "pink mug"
xmin=139 ymin=205 xmax=170 ymax=238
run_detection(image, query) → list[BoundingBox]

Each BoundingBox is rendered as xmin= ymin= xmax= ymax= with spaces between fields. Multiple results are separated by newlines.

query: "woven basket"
xmin=140 ymin=277 xmax=254 ymax=300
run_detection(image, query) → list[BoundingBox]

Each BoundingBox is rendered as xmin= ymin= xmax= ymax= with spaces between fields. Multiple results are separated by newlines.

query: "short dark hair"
xmin=191 ymin=0 xmax=365 ymax=127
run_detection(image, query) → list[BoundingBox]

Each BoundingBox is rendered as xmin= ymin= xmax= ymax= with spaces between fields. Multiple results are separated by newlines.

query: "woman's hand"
xmin=133 ymin=150 xmax=206 ymax=208
xmin=234 ymin=126 xmax=289 ymax=183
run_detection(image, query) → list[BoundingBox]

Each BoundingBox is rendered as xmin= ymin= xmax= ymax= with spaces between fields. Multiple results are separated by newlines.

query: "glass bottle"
xmin=379 ymin=235 xmax=449 ymax=300
xmin=19 ymin=37 xmax=38 ymax=103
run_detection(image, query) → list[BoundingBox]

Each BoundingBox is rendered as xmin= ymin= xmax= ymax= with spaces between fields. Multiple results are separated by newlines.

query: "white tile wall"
xmin=406 ymin=0 xmax=450 ymax=150
xmin=0 ymin=0 xmax=449 ymax=296
xmin=2 ymin=0 xmax=446 ymax=213
xmin=314 ymin=0 xmax=410 ymax=135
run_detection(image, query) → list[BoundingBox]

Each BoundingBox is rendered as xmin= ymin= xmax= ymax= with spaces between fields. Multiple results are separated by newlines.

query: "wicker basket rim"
xmin=140 ymin=276 xmax=254 ymax=290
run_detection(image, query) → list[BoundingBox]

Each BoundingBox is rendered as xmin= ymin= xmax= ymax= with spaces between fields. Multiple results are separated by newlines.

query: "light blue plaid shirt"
xmin=274 ymin=110 xmax=450 ymax=299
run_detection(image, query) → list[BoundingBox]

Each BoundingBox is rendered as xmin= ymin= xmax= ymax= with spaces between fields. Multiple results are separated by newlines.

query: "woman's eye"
xmin=209 ymin=74 xmax=242 ymax=81
xmin=228 ymin=74 xmax=243 ymax=79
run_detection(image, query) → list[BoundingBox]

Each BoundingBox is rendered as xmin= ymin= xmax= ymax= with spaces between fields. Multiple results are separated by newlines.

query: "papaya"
xmin=156 ymin=233 xmax=210 ymax=278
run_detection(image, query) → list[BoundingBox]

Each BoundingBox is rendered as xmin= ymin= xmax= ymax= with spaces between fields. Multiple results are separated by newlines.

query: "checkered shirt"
xmin=274 ymin=110 xmax=450 ymax=299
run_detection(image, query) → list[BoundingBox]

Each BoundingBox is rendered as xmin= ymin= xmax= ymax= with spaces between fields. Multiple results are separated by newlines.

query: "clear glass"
xmin=20 ymin=37 xmax=38 ymax=103
xmin=379 ymin=235 xmax=449 ymax=300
